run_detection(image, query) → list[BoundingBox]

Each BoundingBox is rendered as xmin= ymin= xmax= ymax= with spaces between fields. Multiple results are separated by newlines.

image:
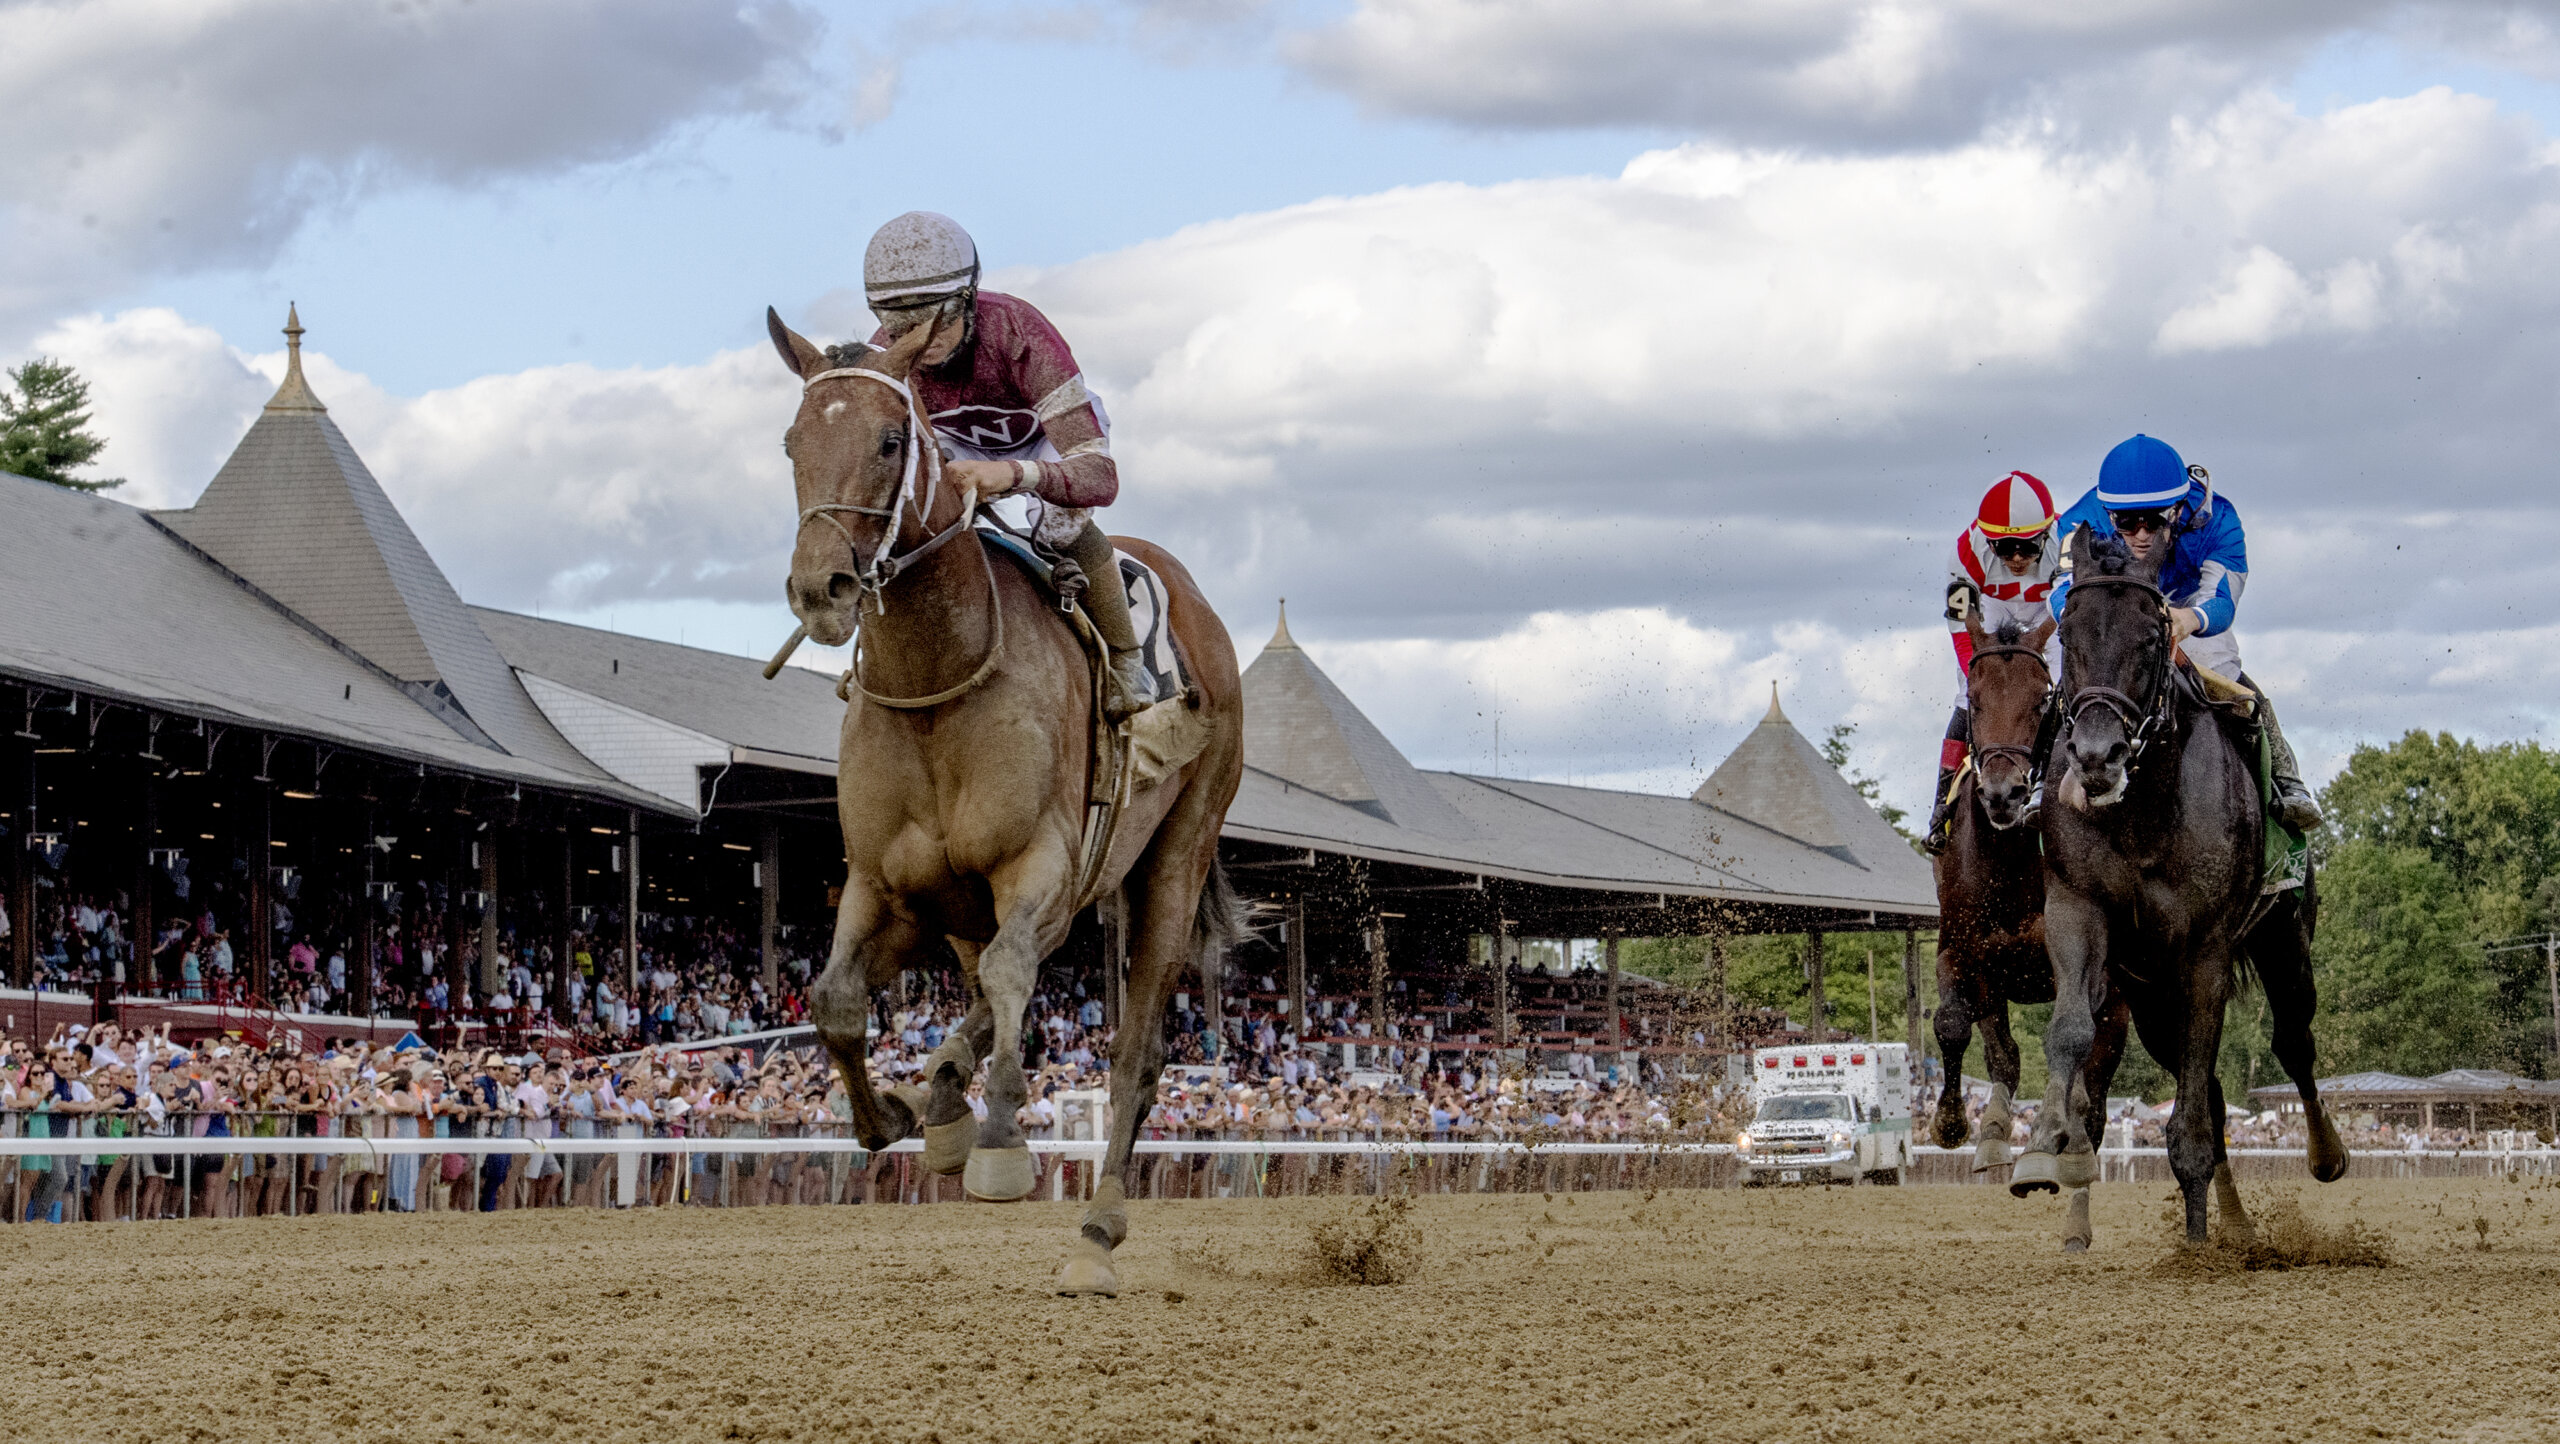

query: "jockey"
xmin=859 ymin=211 xmax=1153 ymax=721
xmin=1924 ymin=471 xmax=2059 ymax=854
xmin=2048 ymin=434 xmax=2321 ymax=831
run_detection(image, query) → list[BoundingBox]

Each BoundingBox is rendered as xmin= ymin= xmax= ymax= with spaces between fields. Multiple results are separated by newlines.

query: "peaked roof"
xmin=1240 ymin=602 xmax=1472 ymax=836
xmin=151 ymin=311 xmax=601 ymax=781
xmin=1692 ymin=685 xmax=1910 ymax=871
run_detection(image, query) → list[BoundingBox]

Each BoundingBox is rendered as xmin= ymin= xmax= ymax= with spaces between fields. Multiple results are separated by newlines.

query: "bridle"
xmin=792 ymin=364 xmax=1001 ymax=709
xmin=2059 ymin=573 xmax=2173 ymax=772
xmin=1963 ymin=640 xmax=2052 ymax=783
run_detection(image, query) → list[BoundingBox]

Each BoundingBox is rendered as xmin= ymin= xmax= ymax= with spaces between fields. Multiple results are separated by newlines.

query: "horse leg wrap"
xmin=2061 ymin=1187 xmax=2093 ymax=1253
xmin=1973 ymin=1083 xmax=2015 ymax=1171
xmin=1081 ymin=1176 xmax=1129 ymax=1250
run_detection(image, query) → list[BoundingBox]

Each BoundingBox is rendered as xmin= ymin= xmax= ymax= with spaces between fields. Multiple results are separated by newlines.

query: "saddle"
xmin=974 ymin=520 xmax=1213 ymax=905
xmin=2174 ymin=657 xmax=2306 ymax=898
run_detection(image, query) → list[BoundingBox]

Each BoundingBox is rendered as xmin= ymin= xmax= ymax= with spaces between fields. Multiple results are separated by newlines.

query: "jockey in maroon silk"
xmin=860 ymin=211 xmax=1151 ymax=720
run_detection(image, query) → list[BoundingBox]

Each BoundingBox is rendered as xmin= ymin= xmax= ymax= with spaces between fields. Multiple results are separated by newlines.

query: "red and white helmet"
xmin=1974 ymin=470 xmax=2056 ymax=539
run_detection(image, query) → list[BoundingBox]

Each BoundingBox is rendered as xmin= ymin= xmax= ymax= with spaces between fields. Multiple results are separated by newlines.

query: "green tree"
xmin=0 ymin=358 xmax=123 ymax=492
xmin=2306 ymin=841 xmax=2500 ymax=1076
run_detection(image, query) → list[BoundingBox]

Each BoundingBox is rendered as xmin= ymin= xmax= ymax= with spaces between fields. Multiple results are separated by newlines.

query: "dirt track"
xmin=8 ymin=1178 xmax=2558 ymax=1443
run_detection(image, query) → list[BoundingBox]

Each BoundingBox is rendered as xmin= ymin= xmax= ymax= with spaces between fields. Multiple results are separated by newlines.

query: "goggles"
xmin=1990 ymin=536 xmax=2044 ymax=561
xmin=2109 ymin=508 xmax=2176 ymax=536
xmin=871 ymin=292 xmax=968 ymax=338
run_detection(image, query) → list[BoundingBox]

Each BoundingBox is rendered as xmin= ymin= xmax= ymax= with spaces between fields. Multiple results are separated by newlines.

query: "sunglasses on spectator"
xmin=2109 ymin=509 xmax=2175 ymax=535
xmin=1989 ymin=537 xmax=2043 ymax=560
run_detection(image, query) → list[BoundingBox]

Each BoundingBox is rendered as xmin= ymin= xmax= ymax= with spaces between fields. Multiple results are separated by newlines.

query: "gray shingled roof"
xmin=1239 ymin=604 xmax=1472 ymax=837
xmin=0 ymin=471 xmax=670 ymax=812
xmin=471 ymin=607 xmax=848 ymax=772
xmin=1229 ymin=618 xmax=1936 ymax=917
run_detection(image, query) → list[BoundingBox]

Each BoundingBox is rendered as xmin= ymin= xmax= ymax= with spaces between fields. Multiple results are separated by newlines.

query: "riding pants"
xmin=1058 ymin=517 xmax=1142 ymax=656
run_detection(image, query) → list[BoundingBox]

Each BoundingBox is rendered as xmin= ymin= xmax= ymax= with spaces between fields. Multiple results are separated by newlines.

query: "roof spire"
xmin=264 ymin=302 xmax=327 ymax=414
xmin=1763 ymin=681 xmax=1786 ymax=723
xmin=1270 ymin=597 xmax=1297 ymax=650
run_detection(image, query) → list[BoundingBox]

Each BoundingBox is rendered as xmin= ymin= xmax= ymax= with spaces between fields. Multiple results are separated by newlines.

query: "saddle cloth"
xmin=2178 ymin=660 xmax=2304 ymax=896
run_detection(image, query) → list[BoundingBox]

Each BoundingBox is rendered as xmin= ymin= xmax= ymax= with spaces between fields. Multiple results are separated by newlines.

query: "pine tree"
xmin=0 ymin=358 xmax=123 ymax=492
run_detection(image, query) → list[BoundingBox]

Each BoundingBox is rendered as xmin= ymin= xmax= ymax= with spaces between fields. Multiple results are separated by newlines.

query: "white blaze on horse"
xmin=767 ymin=303 xmax=1247 ymax=1296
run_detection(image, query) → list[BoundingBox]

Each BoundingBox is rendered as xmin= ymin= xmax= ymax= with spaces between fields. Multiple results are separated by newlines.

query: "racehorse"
xmin=1931 ymin=613 xmax=2132 ymax=1250
xmin=766 ymin=305 xmax=1248 ymax=1295
xmin=2016 ymin=525 xmax=2345 ymax=1245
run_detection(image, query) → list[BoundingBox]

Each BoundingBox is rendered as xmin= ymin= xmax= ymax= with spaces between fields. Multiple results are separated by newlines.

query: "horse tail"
xmin=1191 ymin=855 xmax=1256 ymax=990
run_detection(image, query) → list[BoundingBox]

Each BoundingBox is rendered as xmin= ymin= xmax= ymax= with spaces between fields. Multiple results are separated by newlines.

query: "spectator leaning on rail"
xmin=2047 ymin=434 xmax=2321 ymax=830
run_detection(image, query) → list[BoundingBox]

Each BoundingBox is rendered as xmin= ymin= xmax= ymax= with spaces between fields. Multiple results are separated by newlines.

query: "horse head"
xmin=2057 ymin=523 xmax=2170 ymax=809
xmin=1964 ymin=611 xmax=2054 ymax=829
xmin=765 ymin=306 xmax=948 ymax=648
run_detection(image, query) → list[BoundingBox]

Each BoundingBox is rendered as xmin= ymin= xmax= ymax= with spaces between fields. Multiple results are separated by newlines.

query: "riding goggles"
xmin=2108 ymin=507 xmax=2179 ymax=536
xmin=1990 ymin=537 xmax=2044 ymax=561
xmin=872 ymin=292 xmax=970 ymax=338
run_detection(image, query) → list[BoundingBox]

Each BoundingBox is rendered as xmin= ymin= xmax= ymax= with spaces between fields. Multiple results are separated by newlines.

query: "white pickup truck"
xmin=1734 ymin=1042 xmax=1912 ymax=1186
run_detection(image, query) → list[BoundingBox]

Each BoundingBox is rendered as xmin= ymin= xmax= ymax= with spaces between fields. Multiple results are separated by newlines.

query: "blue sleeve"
xmin=2183 ymin=498 xmax=2247 ymax=636
xmin=2045 ymin=487 xmax=2111 ymax=621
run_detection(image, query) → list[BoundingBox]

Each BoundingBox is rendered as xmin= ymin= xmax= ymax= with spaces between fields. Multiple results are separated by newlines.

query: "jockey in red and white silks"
xmin=1925 ymin=471 xmax=2058 ymax=853
xmin=857 ymin=210 xmax=1153 ymax=721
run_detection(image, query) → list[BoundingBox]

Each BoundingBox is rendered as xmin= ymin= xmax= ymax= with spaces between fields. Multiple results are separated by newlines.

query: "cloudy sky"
xmin=10 ymin=0 xmax=2560 ymax=818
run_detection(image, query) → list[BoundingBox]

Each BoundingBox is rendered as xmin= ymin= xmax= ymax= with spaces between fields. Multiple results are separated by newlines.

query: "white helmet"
xmin=863 ymin=211 xmax=979 ymax=307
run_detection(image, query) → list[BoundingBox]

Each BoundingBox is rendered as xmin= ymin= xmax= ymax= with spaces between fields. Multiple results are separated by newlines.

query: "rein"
xmin=795 ymin=365 xmax=1001 ymax=710
xmin=2059 ymin=574 xmax=2174 ymax=772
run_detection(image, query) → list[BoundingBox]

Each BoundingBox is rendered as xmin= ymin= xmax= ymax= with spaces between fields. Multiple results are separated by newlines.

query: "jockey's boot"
xmin=1064 ymin=521 xmax=1153 ymax=723
xmin=2252 ymin=684 xmax=2323 ymax=832
xmin=2017 ymin=699 xmax=2062 ymax=827
xmin=1922 ymin=707 xmax=1969 ymax=856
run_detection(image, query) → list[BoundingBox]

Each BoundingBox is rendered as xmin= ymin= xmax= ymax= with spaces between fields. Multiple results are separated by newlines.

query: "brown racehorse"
xmin=767 ymin=305 xmax=1247 ymax=1295
xmin=1930 ymin=613 xmax=2130 ymax=1249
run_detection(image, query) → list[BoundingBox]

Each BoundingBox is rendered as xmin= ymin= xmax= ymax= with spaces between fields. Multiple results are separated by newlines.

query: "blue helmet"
xmin=2095 ymin=434 xmax=2189 ymax=509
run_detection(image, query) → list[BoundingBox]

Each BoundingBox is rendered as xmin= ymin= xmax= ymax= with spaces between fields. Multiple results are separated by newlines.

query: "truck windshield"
xmin=1756 ymin=1096 xmax=1852 ymax=1122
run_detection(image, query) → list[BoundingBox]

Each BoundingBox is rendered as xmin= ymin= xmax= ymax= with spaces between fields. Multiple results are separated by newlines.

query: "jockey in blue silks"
xmin=2049 ymin=434 xmax=2321 ymax=830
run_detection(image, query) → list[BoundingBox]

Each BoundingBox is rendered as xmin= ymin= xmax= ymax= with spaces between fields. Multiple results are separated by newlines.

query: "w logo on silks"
xmin=931 ymin=404 xmax=1039 ymax=454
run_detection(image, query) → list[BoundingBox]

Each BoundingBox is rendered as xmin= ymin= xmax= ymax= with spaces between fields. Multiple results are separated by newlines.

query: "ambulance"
xmin=1734 ymin=1042 xmax=1912 ymax=1186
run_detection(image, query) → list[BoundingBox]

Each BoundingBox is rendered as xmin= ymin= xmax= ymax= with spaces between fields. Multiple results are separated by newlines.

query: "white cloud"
xmin=1280 ymin=0 xmax=2560 ymax=144
xmin=44 ymin=84 xmax=2560 ymax=817
xmin=0 ymin=0 xmax=820 ymax=330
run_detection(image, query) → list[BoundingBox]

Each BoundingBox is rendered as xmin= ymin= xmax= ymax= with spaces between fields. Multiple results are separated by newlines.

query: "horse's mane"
xmin=2083 ymin=527 xmax=2138 ymax=577
xmin=1991 ymin=619 xmax=2027 ymax=646
xmin=823 ymin=340 xmax=878 ymax=369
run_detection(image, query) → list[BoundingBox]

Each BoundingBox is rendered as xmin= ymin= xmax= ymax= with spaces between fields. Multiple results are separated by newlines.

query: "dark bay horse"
xmin=1932 ymin=612 xmax=2132 ymax=1248
xmin=767 ymin=306 xmax=1248 ymax=1294
xmin=2018 ymin=526 xmax=2345 ymax=1244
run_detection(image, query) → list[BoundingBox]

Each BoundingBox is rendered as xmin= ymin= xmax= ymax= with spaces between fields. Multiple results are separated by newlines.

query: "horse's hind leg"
xmin=2249 ymin=883 xmax=2348 ymax=1183
xmin=2164 ymin=961 xmax=2233 ymax=1244
xmin=2207 ymin=1075 xmax=2255 ymax=1244
xmin=963 ymin=844 xmax=1079 ymax=1203
xmin=1976 ymin=1004 xmax=2023 ymax=1170
xmin=2058 ymin=995 xmax=2130 ymax=1252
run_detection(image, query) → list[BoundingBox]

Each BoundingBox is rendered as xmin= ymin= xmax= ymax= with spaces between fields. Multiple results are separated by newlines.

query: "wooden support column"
xmin=478 ymin=828 xmax=501 ymax=995
xmin=8 ymin=732 xmax=31 ymax=989
xmin=1603 ymin=930 xmax=1623 ymax=1068
xmin=1283 ymin=895 xmax=1307 ymax=1047
xmin=134 ymin=770 xmax=158 ymax=996
xmin=556 ymin=830 xmax=575 ymax=1024
xmin=624 ymin=810 xmax=640 ymax=994
xmin=1203 ymin=899 xmax=1227 ymax=1065
xmin=443 ymin=850 xmax=466 ymax=1010
xmin=759 ymin=817 xmax=782 ymax=993
xmin=249 ymin=783 xmax=273 ymax=1000
xmin=1803 ymin=927 xmax=1826 ymax=1041
xmin=356 ymin=797 xmax=376 ymax=1017
xmin=1366 ymin=913 xmax=1389 ymax=1061
xmin=1494 ymin=921 xmax=1514 ymax=1047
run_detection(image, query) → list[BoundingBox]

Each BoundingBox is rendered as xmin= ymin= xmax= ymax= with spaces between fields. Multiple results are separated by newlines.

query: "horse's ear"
xmin=766 ymin=307 xmax=826 ymax=379
xmin=1962 ymin=603 xmax=1988 ymax=654
xmin=2063 ymin=522 xmax=2093 ymax=571
xmin=2027 ymin=616 xmax=2056 ymax=653
xmin=878 ymin=303 xmax=946 ymax=379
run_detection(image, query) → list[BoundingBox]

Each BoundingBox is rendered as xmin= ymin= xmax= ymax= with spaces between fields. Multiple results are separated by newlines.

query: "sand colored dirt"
xmin=8 ymin=1177 xmax=2560 ymax=1443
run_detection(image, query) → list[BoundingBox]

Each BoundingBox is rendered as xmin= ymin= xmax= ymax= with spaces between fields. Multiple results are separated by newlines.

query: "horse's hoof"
xmin=963 ymin=1145 xmax=1037 ymax=1202
xmin=1972 ymin=1139 xmax=2013 ymax=1173
xmin=2008 ymin=1151 xmax=2063 ymax=1197
xmin=922 ymin=1118 xmax=976 ymax=1177
xmin=1056 ymin=1236 xmax=1120 ymax=1297
xmin=2062 ymin=1237 xmax=2088 ymax=1254
xmin=2309 ymin=1126 xmax=2350 ymax=1184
